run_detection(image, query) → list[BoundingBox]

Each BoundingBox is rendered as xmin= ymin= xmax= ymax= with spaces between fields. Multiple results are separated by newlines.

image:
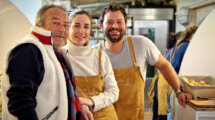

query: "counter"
xmin=176 ymin=100 xmax=215 ymax=120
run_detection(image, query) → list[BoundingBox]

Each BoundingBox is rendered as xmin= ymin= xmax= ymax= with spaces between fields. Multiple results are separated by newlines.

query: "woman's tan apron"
xmin=113 ymin=36 xmax=145 ymax=120
xmin=148 ymin=45 xmax=179 ymax=119
xmin=148 ymin=72 xmax=172 ymax=115
xmin=75 ymin=46 xmax=118 ymax=120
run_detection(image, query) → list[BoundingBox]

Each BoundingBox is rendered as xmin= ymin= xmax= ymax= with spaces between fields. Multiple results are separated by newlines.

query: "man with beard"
xmin=95 ymin=2 xmax=192 ymax=120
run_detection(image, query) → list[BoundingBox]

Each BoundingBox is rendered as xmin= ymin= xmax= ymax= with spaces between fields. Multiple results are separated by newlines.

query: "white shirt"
xmin=94 ymin=35 xmax=161 ymax=81
xmin=64 ymin=41 xmax=119 ymax=112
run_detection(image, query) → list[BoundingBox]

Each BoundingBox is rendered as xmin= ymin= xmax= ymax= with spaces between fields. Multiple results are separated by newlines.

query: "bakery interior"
xmin=1 ymin=0 xmax=215 ymax=120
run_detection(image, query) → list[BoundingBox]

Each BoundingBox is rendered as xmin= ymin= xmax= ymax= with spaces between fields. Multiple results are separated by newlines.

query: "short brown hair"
xmin=100 ymin=2 xmax=127 ymax=24
xmin=35 ymin=4 xmax=67 ymax=27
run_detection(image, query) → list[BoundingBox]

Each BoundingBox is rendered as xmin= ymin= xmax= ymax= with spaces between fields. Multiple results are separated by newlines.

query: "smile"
xmin=75 ymin=36 xmax=86 ymax=39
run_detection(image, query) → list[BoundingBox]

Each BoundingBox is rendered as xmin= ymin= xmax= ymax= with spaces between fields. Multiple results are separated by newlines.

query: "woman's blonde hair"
xmin=176 ymin=24 xmax=198 ymax=45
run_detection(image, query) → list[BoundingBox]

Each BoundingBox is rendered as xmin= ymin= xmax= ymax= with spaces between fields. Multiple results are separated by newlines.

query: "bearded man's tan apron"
xmin=75 ymin=46 xmax=118 ymax=120
xmin=113 ymin=36 xmax=145 ymax=120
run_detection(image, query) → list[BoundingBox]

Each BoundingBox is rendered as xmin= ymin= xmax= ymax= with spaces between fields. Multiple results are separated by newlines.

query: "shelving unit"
xmin=90 ymin=18 xmax=105 ymax=44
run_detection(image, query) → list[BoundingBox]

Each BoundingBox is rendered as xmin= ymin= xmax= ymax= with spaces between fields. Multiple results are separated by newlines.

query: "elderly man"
xmin=2 ymin=4 xmax=93 ymax=120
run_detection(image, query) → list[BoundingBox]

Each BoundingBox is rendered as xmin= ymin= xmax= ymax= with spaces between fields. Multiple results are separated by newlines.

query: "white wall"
xmin=196 ymin=4 xmax=215 ymax=25
xmin=174 ymin=0 xmax=193 ymax=32
xmin=179 ymin=9 xmax=215 ymax=78
xmin=175 ymin=0 xmax=215 ymax=32
xmin=0 ymin=0 xmax=41 ymax=70
xmin=174 ymin=0 xmax=215 ymax=77
xmin=10 ymin=0 xmax=42 ymax=25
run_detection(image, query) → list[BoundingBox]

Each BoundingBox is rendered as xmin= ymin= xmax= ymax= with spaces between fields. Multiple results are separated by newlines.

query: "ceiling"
xmin=72 ymin=0 xmax=131 ymax=12
xmin=71 ymin=0 xmax=130 ymax=5
xmin=43 ymin=0 xmax=176 ymax=12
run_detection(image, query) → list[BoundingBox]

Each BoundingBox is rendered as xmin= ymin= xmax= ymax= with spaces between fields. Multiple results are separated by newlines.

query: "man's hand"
xmin=79 ymin=97 xmax=94 ymax=107
xmin=177 ymin=92 xmax=192 ymax=107
xmin=80 ymin=104 xmax=94 ymax=120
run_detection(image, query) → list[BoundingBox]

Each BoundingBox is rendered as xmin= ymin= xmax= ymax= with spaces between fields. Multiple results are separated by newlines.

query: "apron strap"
xmin=99 ymin=44 xmax=104 ymax=77
xmin=170 ymin=45 xmax=179 ymax=63
xmin=173 ymin=92 xmax=176 ymax=120
xmin=127 ymin=36 xmax=138 ymax=69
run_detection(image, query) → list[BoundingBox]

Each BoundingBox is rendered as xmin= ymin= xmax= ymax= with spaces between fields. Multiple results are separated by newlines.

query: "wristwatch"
xmin=176 ymin=88 xmax=183 ymax=97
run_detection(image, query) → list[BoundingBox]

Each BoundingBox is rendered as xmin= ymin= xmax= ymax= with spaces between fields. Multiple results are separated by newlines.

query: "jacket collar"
xmin=31 ymin=26 xmax=52 ymax=45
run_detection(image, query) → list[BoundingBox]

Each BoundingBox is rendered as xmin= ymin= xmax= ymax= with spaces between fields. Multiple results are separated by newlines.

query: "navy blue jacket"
xmin=7 ymin=43 xmax=44 ymax=120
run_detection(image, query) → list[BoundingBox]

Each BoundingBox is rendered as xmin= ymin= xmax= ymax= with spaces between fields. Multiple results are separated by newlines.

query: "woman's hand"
xmin=80 ymin=104 xmax=94 ymax=120
xmin=79 ymin=97 xmax=94 ymax=107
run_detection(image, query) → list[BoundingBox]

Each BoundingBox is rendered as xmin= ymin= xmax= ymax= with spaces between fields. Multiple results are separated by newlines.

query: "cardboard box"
xmin=180 ymin=76 xmax=215 ymax=99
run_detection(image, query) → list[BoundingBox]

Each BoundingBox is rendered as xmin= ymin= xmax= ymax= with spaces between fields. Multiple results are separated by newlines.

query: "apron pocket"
xmin=117 ymin=86 xmax=143 ymax=106
xmin=93 ymin=105 xmax=117 ymax=119
xmin=116 ymin=105 xmax=143 ymax=120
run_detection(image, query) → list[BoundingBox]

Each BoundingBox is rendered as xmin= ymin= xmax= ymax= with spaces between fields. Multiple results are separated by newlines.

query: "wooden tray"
xmin=189 ymin=99 xmax=215 ymax=107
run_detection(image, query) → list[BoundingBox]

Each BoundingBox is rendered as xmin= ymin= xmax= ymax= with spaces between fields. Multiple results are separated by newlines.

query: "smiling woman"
xmin=69 ymin=13 xmax=91 ymax=46
xmin=64 ymin=9 xmax=119 ymax=120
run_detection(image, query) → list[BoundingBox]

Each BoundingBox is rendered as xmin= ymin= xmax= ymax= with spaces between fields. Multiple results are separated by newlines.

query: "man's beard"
xmin=105 ymin=28 xmax=125 ymax=43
